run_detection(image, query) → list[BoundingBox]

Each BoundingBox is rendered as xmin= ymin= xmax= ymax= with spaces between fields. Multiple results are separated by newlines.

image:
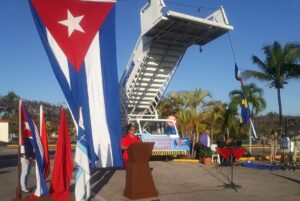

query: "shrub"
xmin=198 ymin=148 xmax=213 ymax=158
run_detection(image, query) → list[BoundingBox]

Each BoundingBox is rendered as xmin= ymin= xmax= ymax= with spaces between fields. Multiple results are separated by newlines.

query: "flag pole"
xmin=249 ymin=121 xmax=252 ymax=155
xmin=40 ymin=105 xmax=42 ymax=139
xmin=16 ymin=100 xmax=22 ymax=199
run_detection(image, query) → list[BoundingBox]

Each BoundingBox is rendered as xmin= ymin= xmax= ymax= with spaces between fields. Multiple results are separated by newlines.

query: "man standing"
xmin=268 ymin=131 xmax=277 ymax=164
xmin=166 ymin=115 xmax=177 ymax=135
xmin=292 ymin=131 xmax=300 ymax=162
xmin=20 ymin=133 xmax=34 ymax=192
xmin=278 ymin=134 xmax=289 ymax=163
xmin=199 ymin=129 xmax=211 ymax=148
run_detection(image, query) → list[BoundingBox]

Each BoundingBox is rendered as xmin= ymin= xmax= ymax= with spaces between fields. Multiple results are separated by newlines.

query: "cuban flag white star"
xmin=58 ymin=10 xmax=85 ymax=37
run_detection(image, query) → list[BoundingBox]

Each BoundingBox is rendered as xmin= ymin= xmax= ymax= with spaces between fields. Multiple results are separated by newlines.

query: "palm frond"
xmin=252 ymin=55 xmax=269 ymax=72
xmin=242 ymin=70 xmax=272 ymax=81
xmin=287 ymin=63 xmax=300 ymax=78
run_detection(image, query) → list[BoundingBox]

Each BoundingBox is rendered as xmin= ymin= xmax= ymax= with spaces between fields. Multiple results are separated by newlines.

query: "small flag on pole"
xmin=234 ymin=63 xmax=243 ymax=82
xmin=40 ymin=105 xmax=50 ymax=179
xmin=22 ymin=104 xmax=49 ymax=196
xmin=75 ymin=107 xmax=91 ymax=201
xmin=50 ymin=108 xmax=73 ymax=201
xmin=240 ymin=96 xmax=249 ymax=124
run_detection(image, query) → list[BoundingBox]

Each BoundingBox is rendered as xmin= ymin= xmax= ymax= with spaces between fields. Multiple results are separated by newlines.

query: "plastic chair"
xmin=210 ymin=144 xmax=221 ymax=164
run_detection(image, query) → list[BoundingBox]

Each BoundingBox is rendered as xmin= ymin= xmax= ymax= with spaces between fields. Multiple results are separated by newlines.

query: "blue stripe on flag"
xmin=75 ymin=167 xmax=84 ymax=181
xmin=68 ymin=63 xmax=99 ymax=167
xmin=77 ymin=141 xmax=88 ymax=155
xmin=99 ymin=5 xmax=122 ymax=167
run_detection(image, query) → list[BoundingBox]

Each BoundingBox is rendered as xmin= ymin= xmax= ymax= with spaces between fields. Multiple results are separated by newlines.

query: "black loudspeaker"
xmin=285 ymin=118 xmax=298 ymax=137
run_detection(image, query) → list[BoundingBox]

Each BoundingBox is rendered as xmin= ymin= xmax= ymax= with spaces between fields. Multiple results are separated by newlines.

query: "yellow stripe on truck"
xmin=152 ymin=150 xmax=187 ymax=156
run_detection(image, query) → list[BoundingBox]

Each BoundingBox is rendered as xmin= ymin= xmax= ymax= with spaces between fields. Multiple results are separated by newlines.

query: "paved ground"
xmin=1 ymin=147 xmax=300 ymax=201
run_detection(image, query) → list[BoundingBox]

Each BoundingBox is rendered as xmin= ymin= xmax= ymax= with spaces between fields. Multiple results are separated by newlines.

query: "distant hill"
xmin=253 ymin=114 xmax=300 ymax=136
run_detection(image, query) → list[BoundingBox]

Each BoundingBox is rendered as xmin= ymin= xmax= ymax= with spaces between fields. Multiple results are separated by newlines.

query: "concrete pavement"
xmin=1 ymin=148 xmax=300 ymax=201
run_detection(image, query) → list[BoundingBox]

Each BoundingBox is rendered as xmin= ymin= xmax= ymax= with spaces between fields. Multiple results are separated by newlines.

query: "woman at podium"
xmin=121 ymin=123 xmax=141 ymax=170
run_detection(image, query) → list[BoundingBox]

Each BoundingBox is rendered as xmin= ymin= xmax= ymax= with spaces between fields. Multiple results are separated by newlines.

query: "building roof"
xmin=0 ymin=120 xmax=14 ymax=123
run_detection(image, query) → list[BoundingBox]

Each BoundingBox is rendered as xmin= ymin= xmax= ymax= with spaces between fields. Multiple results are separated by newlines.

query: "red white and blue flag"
xmin=40 ymin=105 xmax=50 ymax=179
xmin=234 ymin=63 xmax=243 ymax=84
xmin=22 ymin=104 xmax=49 ymax=196
xmin=29 ymin=0 xmax=122 ymax=169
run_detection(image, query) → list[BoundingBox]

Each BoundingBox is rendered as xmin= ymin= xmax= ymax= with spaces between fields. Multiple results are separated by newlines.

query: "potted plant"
xmin=198 ymin=148 xmax=213 ymax=166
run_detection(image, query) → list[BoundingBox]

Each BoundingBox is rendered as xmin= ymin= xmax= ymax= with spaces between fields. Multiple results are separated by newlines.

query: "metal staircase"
xmin=119 ymin=0 xmax=233 ymax=126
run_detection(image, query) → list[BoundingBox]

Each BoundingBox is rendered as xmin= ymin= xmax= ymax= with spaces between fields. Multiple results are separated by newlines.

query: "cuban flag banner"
xmin=22 ymin=105 xmax=49 ymax=196
xmin=29 ymin=0 xmax=122 ymax=168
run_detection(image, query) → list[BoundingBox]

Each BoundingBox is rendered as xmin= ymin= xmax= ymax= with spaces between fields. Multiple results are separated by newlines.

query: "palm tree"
xmin=185 ymin=88 xmax=211 ymax=111
xmin=229 ymin=83 xmax=266 ymax=116
xmin=157 ymin=92 xmax=181 ymax=117
xmin=218 ymin=102 xmax=240 ymax=139
xmin=176 ymin=109 xmax=190 ymax=138
xmin=205 ymin=101 xmax=225 ymax=142
xmin=242 ymin=41 xmax=300 ymax=130
xmin=158 ymin=89 xmax=211 ymax=157
xmin=180 ymin=89 xmax=211 ymax=156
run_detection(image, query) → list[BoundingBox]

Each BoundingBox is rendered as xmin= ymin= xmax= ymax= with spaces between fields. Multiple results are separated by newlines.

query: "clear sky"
xmin=0 ymin=0 xmax=300 ymax=116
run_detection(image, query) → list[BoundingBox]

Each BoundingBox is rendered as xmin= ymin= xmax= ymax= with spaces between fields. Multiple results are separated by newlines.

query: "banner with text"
xmin=140 ymin=135 xmax=190 ymax=152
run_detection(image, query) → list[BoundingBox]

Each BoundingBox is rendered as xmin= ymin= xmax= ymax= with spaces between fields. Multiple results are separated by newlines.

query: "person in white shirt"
xmin=292 ymin=131 xmax=300 ymax=162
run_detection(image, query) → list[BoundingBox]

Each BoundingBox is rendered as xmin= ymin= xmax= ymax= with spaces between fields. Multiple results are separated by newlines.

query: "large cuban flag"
xmin=29 ymin=0 xmax=122 ymax=168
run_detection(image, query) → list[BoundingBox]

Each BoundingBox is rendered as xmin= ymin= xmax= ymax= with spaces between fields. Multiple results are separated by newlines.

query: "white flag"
xmin=75 ymin=108 xmax=91 ymax=201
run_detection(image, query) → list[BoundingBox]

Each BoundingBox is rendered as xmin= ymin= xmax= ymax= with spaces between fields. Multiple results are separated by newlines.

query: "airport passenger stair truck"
xmin=119 ymin=0 xmax=233 ymax=157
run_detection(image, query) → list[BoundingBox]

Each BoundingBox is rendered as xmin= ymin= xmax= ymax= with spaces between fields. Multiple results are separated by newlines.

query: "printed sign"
xmin=140 ymin=135 xmax=190 ymax=152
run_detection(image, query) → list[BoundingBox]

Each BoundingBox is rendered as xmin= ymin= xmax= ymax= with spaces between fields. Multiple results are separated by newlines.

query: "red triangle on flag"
xmin=31 ymin=0 xmax=114 ymax=71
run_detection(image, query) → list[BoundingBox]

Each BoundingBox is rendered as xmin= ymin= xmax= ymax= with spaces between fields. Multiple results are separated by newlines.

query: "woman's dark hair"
xmin=127 ymin=123 xmax=136 ymax=132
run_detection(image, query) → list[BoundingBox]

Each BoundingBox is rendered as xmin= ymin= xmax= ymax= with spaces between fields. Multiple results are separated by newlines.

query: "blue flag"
xmin=235 ymin=63 xmax=242 ymax=82
xmin=240 ymin=96 xmax=250 ymax=124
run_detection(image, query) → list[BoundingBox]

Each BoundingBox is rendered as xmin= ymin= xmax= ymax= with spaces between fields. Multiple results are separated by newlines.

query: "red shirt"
xmin=121 ymin=134 xmax=141 ymax=160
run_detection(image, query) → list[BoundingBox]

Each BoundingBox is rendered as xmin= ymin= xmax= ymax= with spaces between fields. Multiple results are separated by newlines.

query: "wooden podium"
xmin=124 ymin=142 xmax=158 ymax=200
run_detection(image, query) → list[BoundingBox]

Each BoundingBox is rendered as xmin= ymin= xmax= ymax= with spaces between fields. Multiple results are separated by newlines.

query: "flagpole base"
xmin=222 ymin=182 xmax=241 ymax=192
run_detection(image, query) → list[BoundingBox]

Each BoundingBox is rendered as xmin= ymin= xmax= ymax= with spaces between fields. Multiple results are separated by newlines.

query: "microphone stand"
xmin=223 ymin=146 xmax=241 ymax=192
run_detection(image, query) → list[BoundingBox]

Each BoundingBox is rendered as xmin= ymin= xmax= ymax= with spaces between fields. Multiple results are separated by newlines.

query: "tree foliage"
xmin=229 ymin=83 xmax=266 ymax=116
xmin=242 ymin=41 xmax=300 ymax=131
xmin=0 ymin=91 xmax=75 ymax=142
